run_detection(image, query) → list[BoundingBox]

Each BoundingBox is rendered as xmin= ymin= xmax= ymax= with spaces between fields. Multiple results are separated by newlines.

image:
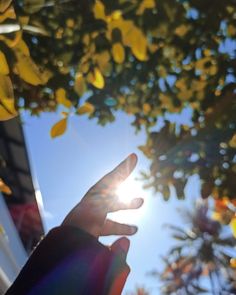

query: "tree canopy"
xmin=0 ymin=0 xmax=236 ymax=230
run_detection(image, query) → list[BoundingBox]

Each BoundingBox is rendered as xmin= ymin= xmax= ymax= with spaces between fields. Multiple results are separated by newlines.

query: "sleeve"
xmin=5 ymin=226 xmax=130 ymax=295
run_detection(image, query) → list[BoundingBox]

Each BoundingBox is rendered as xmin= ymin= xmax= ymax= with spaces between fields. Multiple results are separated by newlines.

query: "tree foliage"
xmin=156 ymin=201 xmax=236 ymax=294
xmin=0 ymin=1 xmax=236 ymax=207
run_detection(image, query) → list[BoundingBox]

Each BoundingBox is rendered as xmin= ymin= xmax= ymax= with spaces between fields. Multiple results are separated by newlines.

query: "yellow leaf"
xmin=230 ymin=258 xmax=236 ymax=268
xmin=0 ymin=4 xmax=15 ymax=22
xmin=0 ymin=75 xmax=17 ymax=121
xmin=74 ymin=73 xmax=87 ymax=96
xmin=143 ymin=103 xmax=151 ymax=114
xmin=177 ymin=89 xmax=192 ymax=101
xmin=136 ymin=0 xmax=155 ymax=15
xmin=0 ymin=178 xmax=11 ymax=195
xmin=19 ymin=16 xmax=30 ymax=25
xmin=112 ymin=43 xmax=125 ymax=63
xmin=15 ymin=49 xmax=50 ymax=85
xmin=0 ymin=0 xmax=12 ymax=13
xmin=175 ymin=78 xmax=187 ymax=90
xmin=15 ymin=39 xmax=30 ymax=56
xmin=129 ymin=27 xmax=148 ymax=61
xmin=55 ymin=88 xmax=72 ymax=108
xmin=0 ymin=98 xmax=17 ymax=120
xmin=77 ymin=102 xmax=95 ymax=115
xmin=95 ymin=50 xmax=110 ymax=71
xmin=138 ymin=145 xmax=152 ymax=158
xmin=0 ymin=74 xmax=13 ymax=99
xmin=0 ymin=51 xmax=9 ymax=75
xmin=227 ymin=24 xmax=236 ymax=37
xmin=175 ymin=24 xmax=189 ymax=37
xmin=230 ymin=218 xmax=236 ymax=238
xmin=93 ymin=0 xmax=106 ymax=21
xmin=229 ymin=134 xmax=236 ymax=148
xmin=195 ymin=57 xmax=211 ymax=71
xmin=87 ymin=67 xmax=105 ymax=89
xmin=50 ymin=118 xmax=67 ymax=138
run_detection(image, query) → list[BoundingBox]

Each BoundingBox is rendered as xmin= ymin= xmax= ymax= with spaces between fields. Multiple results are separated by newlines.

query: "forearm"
xmin=5 ymin=226 xmax=129 ymax=295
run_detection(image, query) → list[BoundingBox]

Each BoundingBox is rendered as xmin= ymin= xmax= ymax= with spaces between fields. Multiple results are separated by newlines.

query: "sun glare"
xmin=110 ymin=177 xmax=146 ymax=224
xmin=116 ymin=178 xmax=139 ymax=204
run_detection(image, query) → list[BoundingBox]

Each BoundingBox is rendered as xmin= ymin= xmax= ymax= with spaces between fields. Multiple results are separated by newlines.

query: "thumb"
xmin=110 ymin=237 xmax=130 ymax=261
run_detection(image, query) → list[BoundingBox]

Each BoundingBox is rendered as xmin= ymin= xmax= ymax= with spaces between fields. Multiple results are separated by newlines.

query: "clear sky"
xmin=22 ymin=110 xmax=199 ymax=294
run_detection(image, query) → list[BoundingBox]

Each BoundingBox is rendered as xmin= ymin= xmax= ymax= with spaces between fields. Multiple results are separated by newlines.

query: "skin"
xmin=62 ymin=153 xmax=143 ymax=259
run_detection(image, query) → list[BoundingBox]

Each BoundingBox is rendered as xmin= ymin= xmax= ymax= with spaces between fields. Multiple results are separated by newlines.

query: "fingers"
xmin=90 ymin=153 xmax=137 ymax=194
xmin=109 ymin=197 xmax=144 ymax=212
xmin=101 ymin=219 xmax=138 ymax=236
xmin=111 ymin=237 xmax=130 ymax=259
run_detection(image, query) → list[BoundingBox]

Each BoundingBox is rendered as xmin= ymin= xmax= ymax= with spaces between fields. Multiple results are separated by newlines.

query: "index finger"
xmin=89 ymin=153 xmax=138 ymax=195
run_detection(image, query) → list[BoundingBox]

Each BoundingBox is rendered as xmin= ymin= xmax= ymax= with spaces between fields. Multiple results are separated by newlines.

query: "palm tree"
xmin=156 ymin=201 xmax=236 ymax=294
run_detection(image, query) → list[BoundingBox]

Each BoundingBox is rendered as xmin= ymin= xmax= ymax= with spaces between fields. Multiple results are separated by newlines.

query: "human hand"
xmin=62 ymin=153 xmax=143 ymax=239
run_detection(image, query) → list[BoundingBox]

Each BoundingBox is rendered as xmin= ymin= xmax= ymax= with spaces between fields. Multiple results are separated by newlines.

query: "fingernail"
xmin=119 ymin=237 xmax=130 ymax=252
xmin=129 ymin=153 xmax=137 ymax=162
xmin=132 ymin=198 xmax=144 ymax=207
xmin=130 ymin=226 xmax=138 ymax=234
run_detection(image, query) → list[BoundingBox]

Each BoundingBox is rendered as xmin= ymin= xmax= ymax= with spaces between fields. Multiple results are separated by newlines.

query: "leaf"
xmin=74 ymin=73 xmax=87 ymax=96
xmin=0 ymin=98 xmax=17 ymax=120
xmin=229 ymin=134 xmax=236 ymax=148
xmin=143 ymin=103 xmax=151 ymax=114
xmin=175 ymin=24 xmax=189 ymax=37
xmin=0 ymin=50 xmax=9 ymax=75
xmin=136 ymin=0 xmax=155 ymax=15
xmin=230 ymin=218 xmax=236 ymax=238
xmin=0 ymin=4 xmax=15 ymax=22
xmin=112 ymin=42 xmax=125 ymax=64
xmin=230 ymin=258 xmax=236 ymax=268
xmin=87 ymin=67 xmax=105 ymax=89
xmin=0 ymin=178 xmax=11 ymax=195
xmin=0 ymin=74 xmax=17 ymax=121
xmin=55 ymin=88 xmax=72 ymax=108
xmin=50 ymin=118 xmax=67 ymax=138
xmin=15 ymin=39 xmax=30 ymax=56
xmin=15 ymin=49 xmax=50 ymax=86
xmin=0 ymin=0 xmax=12 ymax=13
xmin=0 ymin=74 xmax=13 ymax=99
xmin=93 ymin=0 xmax=106 ymax=21
xmin=129 ymin=27 xmax=148 ymax=61
xmin=23 ymin=0 xmax=45 ymax=14
xmin=77 ymin=102 xmax=95 ymax=115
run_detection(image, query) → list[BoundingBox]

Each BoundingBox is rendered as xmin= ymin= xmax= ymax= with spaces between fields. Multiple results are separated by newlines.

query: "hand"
xmin=62 ymin=153 xmax=143 ymax=239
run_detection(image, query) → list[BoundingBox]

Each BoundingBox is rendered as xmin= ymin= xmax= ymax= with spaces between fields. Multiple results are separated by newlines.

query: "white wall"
xmin=0 ymin=193 xmax=28 ymax=293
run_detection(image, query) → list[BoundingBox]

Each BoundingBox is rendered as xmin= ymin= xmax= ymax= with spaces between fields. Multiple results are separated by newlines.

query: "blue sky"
xmin=22 ymin=110 xmax=199 ymax=294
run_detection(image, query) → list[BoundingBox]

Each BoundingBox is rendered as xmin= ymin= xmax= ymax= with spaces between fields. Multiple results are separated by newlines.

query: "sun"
xmin=116 ymin=178 xmax=139 ymax=204
xmin=109 ymin=177 xmax=146 ymax=224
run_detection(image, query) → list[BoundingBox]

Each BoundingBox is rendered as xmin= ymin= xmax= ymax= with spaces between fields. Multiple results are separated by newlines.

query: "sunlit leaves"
xmin=77 ymin=102 xmax=95 ymax=115
xmin=175 ymin=24 xmax=189 ymax=37
xmin=87 ymin=67 xmax=105 ymax=89
xmin=0 ymin=74 xmax=17 ymax=120
xmin=50 ymin=117 xmax=67 ymax=138
xmin=74 ymin=73 xmax=86 ymax=96
xmin=0 ymin=0 xmax=12 ymax=13
xmin=0 ymin=50 xmax=9 ymax=74
xmin=230 ymin=258 xmax=236 ymax=268
xmin=93 ymin=0 xmax=106 ymax=21
xmin=136 ymin=0 xmax=155 ymax=15
xmin=0 ymin=178 xmax=11 ymax=194
xmin=15 ymin=49 xmax=51 ymax=86
xmin=22 ymin=0 xmax=45 ymax=14
xmin=229 ymin=134 xmax=236 ymax=148
xmin=230 ymin=218 xmax=236 ymax=238
xmin=112 ymin=42 xmax=125 ymax=64
xmin=55 ymin=88 xmax=72 ymax=108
